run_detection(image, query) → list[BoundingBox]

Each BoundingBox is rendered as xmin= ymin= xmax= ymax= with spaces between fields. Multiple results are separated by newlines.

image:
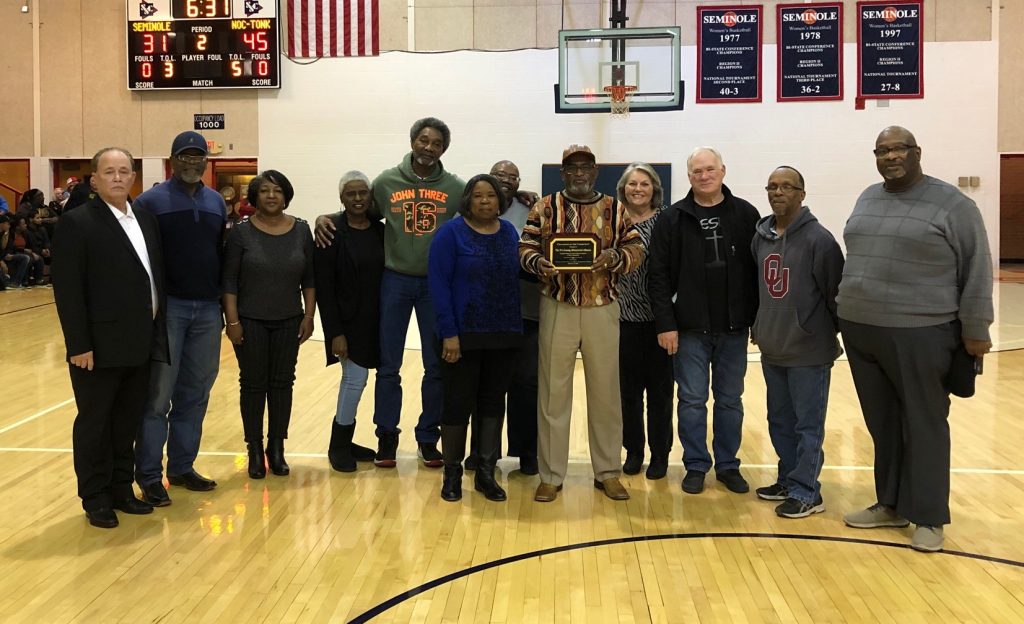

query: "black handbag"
xmin=946 ymin=344 xmax=979 ymax=398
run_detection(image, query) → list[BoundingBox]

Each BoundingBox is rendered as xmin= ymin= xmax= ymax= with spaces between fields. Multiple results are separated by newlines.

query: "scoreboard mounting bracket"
xmin=126 ymin=0 xmax=280 ymax=91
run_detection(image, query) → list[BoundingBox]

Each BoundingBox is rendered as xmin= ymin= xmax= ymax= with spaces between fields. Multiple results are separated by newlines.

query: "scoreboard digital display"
xmin=126 ymin=0 xmax=280 ymax=90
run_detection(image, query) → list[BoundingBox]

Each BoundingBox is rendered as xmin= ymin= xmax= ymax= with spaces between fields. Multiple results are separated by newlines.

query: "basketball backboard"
xmin=556 ymin=26 xmax=683 ymax=114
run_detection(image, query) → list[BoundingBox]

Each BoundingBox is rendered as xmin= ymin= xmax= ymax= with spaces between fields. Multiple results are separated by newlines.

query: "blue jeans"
xmin=135 ymin=297 xmax=222 ymax=485
xmin=761 ymin=362 xmax=831 ymax=503
xmin=674 ymin=330 xmax=748 ymax=473
xmin=335 ymin=358 xmax=369 ymax=426
xmin=374 ymin=269 xmax=442 ymax=443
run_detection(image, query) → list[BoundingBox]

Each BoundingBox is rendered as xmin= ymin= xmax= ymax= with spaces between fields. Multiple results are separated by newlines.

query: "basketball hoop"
xmin=604 ymin=85 xmax=637 ymax=118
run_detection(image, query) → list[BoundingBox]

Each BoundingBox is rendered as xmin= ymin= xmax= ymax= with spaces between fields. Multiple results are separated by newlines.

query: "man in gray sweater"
xmin=751 ymin=166 xmax=844 ymax=519
xmin=838 ymin=126 xmax=993 ymax=552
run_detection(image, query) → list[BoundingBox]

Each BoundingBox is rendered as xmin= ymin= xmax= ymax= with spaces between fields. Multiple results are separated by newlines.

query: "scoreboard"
xmin=126 ymin=0 xmax=280 ymax=90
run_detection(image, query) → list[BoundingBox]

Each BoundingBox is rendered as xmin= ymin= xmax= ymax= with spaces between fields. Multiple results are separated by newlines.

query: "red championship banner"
xmin=857 ymin=1 xmax=923 ymax=98
xmin=777 ymin=3 xmax=843 ymax=102
xmin=696 ymin=5 xmax=763 ymax=103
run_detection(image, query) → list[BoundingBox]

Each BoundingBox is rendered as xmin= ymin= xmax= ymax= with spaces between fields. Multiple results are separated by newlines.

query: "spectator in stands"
xmin=11 ymin=215 xmax=44 ymax=287
xmin=64 ymin=175 xmax=94 ymax=212
xmin=1 ymin=214 xmax=30 ymax=288
xmin=223 ymin=170 xmax=315 ymax=479
xmin=27 ymin=213 xmax=52 ymax=284
xmin=17 ymin=189 xmax=45 ymax=219
xmin=314 ymin=171 xmax=384 ymax=472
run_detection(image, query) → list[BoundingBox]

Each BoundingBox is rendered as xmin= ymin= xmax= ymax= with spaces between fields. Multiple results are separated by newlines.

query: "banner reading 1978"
xmin=777 ymin=3 xmax=843 ymax=102
xmin=857 ymin=1 xmax=923 ymax=98
xmin=697 ymin=5 xmax=763 ymax=103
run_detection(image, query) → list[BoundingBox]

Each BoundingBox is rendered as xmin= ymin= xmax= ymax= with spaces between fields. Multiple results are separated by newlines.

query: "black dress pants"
xmin=840 ymin=319 xmax=958 ymax=526
xmin=233 ymin=316 xmax=302 ymax=442
xmin=506 ymin=319 xmax=539 ymax=458
xmin=70 ymin=362 xmax=151 ymax=511
xmin=441 ymin=347 xmax=519 ymax=428
xmin=619 ymin=320 xmax=674 ymax=457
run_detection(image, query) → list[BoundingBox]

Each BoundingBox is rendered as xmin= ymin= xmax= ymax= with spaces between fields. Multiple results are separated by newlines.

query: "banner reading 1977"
xmin=857 ymin=1 xmax=923 ymax=98
xmin=697 ymin=5 xmax=763 ymax=103
xmin=777 ymin=3 xmax=843 ymax=102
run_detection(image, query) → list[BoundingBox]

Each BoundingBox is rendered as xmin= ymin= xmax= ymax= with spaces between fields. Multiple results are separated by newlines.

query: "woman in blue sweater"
xmin=428 ymin=174 xmax=523 ymax=502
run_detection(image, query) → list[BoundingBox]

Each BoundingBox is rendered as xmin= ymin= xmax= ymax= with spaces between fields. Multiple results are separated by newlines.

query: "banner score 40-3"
xmin=126 ymin=0 xmax=280 ymax=90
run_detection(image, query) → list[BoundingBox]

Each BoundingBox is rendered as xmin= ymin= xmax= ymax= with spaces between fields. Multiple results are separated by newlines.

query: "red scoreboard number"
xmin=127 ymin=1 xmax=279 ymax=90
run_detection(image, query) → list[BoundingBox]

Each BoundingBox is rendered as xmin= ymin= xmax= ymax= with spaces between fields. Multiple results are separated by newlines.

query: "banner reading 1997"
xmin=857 ymin=1 xmax=923 ymax=98
xmin=777 ymin=3 xmax=843 ymax=102
xmin=697 ymin=5 xmax=763 ymax=103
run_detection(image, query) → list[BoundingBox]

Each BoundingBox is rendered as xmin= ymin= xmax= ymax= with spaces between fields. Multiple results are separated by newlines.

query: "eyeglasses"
xmin=562 ymin=164 xmax=596 ymax=174
xmin=764 ymin=184 xmax=804 ymax=193
xmin=872 ymin=145 xmax=917 ymax=158
xmin=492 ymin=172 xmax=520 ymax=182
xmin=174 ymin=154 xmax=207 ymax=165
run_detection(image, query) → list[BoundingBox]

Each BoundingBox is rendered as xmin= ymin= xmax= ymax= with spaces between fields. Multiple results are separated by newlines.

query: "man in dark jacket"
xmin=648 ymin=147 xmax=759 ymax=495
xmin=52 ymin=147 xmax=169 ymax=529
xmin=750 ymin=166 xmax=844 ymax=519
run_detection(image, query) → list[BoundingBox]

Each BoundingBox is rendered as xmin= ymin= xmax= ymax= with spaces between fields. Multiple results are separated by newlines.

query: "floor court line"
xmin=0 ymin=446 xmax=1022 ymax=476
xmin=0 ymin=397 xmax=75 ymax=435
xmin=347 ymin=532 xmax=1024 ymax=623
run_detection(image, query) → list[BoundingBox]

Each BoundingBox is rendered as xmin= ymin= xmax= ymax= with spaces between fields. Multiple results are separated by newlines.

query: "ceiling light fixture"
xmin=21 ymin=1 xmax=30 ymax=13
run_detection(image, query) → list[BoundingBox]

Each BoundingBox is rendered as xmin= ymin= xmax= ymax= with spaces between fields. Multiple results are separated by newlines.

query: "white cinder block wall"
xmin=261 ymin=41 xmax=999 ymax=349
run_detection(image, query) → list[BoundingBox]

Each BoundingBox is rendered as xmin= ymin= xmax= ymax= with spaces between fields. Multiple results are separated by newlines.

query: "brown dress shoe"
xmin=594 ymin=477 xmax=630 ymax=500
xmin=534 ymin=482 xmax=563 ymax=502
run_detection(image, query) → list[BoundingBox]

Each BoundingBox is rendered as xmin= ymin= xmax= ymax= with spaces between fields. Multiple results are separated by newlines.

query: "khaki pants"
xmin=537 ymin=297 xmax=623 ymax=484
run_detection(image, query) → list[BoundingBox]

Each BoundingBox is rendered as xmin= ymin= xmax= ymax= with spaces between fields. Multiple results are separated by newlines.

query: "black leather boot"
xmin=329 ymin=422 xmax=356 ymax=473
xmin=246 ymin=440 xmax=266 ymax=479
xmin=474 ymin=417 xmax=507 ymax=502
xmin=440 ymin=425 xmax=467 ymax=502
xmin=266 ymin=438 xmax=290 ymax=476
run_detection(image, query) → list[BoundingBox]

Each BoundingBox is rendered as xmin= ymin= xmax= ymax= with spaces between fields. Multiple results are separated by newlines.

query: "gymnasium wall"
xmin=259 ymin=38 xmax=998 ymax=349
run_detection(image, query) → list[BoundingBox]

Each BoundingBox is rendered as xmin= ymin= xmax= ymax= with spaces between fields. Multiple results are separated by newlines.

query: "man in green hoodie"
xmin=317 ymin=117 xmax=464 ymax=468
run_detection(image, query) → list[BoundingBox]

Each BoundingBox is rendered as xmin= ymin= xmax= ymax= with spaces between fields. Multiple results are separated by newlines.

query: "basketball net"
xmin=604 ymin=85 xmax=637 ymax=118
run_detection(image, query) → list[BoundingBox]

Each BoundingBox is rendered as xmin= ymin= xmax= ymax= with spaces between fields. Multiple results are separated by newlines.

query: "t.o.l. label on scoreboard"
xmin=857 ymin=1 xmax=923 ymax=99
xmin=696 ymin=5 xmax=763 ymax=103
xmin=777 ymin=3 xmax=843 ymax=102
xmin=194 ymin=114 xmax=225 ymax=130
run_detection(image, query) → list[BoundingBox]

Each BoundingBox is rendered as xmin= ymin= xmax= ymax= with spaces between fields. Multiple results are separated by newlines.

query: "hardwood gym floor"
xmin=1 ymin=286 xmax=1022 ymax=623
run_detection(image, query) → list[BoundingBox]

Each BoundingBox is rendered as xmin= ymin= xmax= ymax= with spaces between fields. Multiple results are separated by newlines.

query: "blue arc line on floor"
xmin=347 ymin=532 xmax=1024 ymax=623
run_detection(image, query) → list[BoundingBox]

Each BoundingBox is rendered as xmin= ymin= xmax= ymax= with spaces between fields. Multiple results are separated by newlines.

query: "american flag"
xmin=287 ymin=0 xmax=379 ymax=58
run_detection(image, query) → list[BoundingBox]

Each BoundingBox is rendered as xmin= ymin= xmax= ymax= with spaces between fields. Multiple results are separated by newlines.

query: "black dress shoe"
xmin=139 ymin=482 xmax=172 ymax=507
xmin=681 ymin=469 xmax=706 ymax=494
xmin=168 ymin=470 xmax=218 ymax=491
xmin=622 ymin=452 xmax=644 ymax=475
xmin=519 ymin=454 xmax=539 ymax=476
xmin=716 ymin=468 xmax=750 ymax=494
xmin=112 ymin=496 xmax=154 ymax=515
xmin=646 ymin=454 xmax=669 ymax=480
xmin=86 ymin=508 xmax=119 ymax=528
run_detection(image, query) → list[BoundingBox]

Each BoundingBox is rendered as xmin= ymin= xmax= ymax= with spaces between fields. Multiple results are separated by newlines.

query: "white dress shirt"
xmin=106 ymin=201 xmax=159 ymax=318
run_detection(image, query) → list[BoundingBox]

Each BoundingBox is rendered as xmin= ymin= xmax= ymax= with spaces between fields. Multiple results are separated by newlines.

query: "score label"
xmin=194 ymin=113 xmax=225 ymax=130
xmin=126 ymin=0 xmax=280 ymax=91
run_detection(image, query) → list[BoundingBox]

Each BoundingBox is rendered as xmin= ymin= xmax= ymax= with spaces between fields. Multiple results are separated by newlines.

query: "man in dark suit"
xmin=52 ymin=147 xmax=169 ymax=529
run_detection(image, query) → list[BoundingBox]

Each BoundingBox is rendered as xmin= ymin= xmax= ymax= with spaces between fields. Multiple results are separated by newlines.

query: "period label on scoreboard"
xmin=126 ymin=0 xmax=280 ymax=90
xmin=777 ymin=3 xmax=843 ymax=101
xmin=857 ymin=1 xmax=923 ymax=98
xmin=696 ymin=5 xmax=763 ymax=103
